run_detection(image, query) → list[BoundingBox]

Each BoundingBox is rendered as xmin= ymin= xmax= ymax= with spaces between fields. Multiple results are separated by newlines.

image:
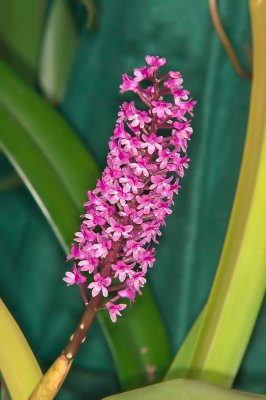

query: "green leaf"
xmin=39 ymin=0 xmax=77 ymax=104
xmin=165 ymin=0 xmax=266 ymax=387
xmin=0 ymin=105 xmax=83 ymax=251
xmin=0 ymin=300 xmax=42 ymax=400
xmin=0 ymin=61 xmax=99 ymax=250
xmin=100 ymin=288 xmax=171 ymax=390
xmin=0 ymin=62 xmax=171 ymax=390
xmin=102 ymin=379 xmax=266 ymax=400
xmin=164 ymin=311 xmax=204 ymax=381
xmin=0 ymin=0 xmax=47 ymax=82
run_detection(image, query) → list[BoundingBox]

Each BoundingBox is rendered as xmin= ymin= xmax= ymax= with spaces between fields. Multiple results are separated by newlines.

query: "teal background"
xmin=1 ymin=1 xmax=265 ymax=399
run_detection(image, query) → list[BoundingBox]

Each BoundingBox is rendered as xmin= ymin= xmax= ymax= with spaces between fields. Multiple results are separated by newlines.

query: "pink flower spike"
xmin=65 ymin=55 xmax=195 ymax=322
xmin=88 ymin=273 xmax=111 ymax=297
xmin=106 ymin=302 xmax=127 ymax=323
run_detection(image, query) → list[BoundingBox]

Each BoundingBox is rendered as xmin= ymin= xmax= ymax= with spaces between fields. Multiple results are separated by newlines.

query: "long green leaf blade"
xmin=165 ymin=0 xmax=266 ymax=387
xmin=0 ymin=61 xmax=99 ymax=213
xmin=0 ymin=105 xmax=81 ymax=251
xmin=164 ymin=311 xmax=204 ymax=381
xmin=102 ymin=379 xmax=266 ymax=400
xmin=100 ymin=288 xmax=171 ymax=390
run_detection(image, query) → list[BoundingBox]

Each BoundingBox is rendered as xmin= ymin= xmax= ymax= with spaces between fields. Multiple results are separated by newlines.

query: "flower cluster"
xmin=64 ymin=55 xmax=195 ymax=322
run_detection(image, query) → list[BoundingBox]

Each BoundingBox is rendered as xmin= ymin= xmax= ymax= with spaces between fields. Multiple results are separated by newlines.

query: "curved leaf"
xmin=102 ymin=379 xmax=266 ymax=400
xmin=0 ymin=105 xmax=81 ymax=251
xmin=100 ymin=288 xmax=171 ymax=390
xmin=0 ymin=61 xmax=99 ymax=222
xmin=165 ymin=0 xmax=266 ymax=387
xmin=0 ymin=300 xmax=42 ymax=400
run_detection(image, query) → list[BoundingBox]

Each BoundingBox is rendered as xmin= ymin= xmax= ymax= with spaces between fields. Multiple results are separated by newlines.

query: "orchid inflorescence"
xmin=64 ymin=55 xmax=195 ymax=322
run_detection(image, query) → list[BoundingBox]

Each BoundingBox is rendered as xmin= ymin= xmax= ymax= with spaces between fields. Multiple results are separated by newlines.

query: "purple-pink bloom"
xmin=106 ymin=217 xmax=133 ymax=241
xmin=128 ymin=109 xmax=151 ymax=128
xmin=141 ymin=133 xmax=163 ymax=155
xmin=145 ymin=55 xmax=166 ymax=68
xmin=133 ymin=66 xmax=150 ymax=82
xmin=106 ymin=302 xmax=127 ymax=323
xmin=118 ymin=287 xmax=136 ymax=302
xmin=120 ymin=74 xmax=139 ymax=93
xmin=112 ymin=261 xmax=135 ymax=282
xmin=152 ymin=101 xmax=172 ymax=119
xmin=88 ymin=273 xmax=112 ymax=297
xmin=64 ymin=55 xmax=195 ymax=322
xmin=63 ymin=264 xmax=86 ymax=286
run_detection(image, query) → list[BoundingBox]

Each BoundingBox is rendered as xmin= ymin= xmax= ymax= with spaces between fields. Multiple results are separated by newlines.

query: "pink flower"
xmin=119 ymin=174 xmax=145 ymax=194
xmin=117 ymin=102 xmax=136 ymax=123
xmin=106 ymin=217 xmax=133 ymax=241
xmin=65 ymin=55 xmax=195 ymax=322
xmin=152 ymin=101 xmax=172 ymax=119
xmin=84 ymin=212 xmax=106 ymax=227
xmin=134 ymin=66 xmax=150 ymax=82
xmin=63 ymin=264 xmax=86 ymax=286
xmin=145 ymin=55 xmax=166 ymax=68
xmin=112 ymin=261 xmax=135 ymax=282
xmin=128 ymin=110 xmax=151 ymax=128
xmin=120 ymin=136 xmax=141 ymax=156
xmin=120 ymin=74 xmax=139 ymax=93
xmin=118 ymin=287 xmax=136 ymax=302
xmin=106 ymin=302 xmax=127 ymax=322
xmin=140 ymin=221 xmax=161 ymax=244
xmin=141 ymin=133 xmax=163 ymax=154
xmin=130 ymin=156 xmax=156 ymax=177
xmin=92 ymin=234 xmax=111 ymax=258
xmin=125 ymin=239 xmax=146 ymax=261
xmin=88 ymin=273 xmax=112 ymax=297
xmin=118 ymin=204 xmax=143 ymax=224
xmin=107 ymin=181 xmax=134 ymax=206
xmin=130 ymin=272 xmax=146 ymax=291
xmin=139 ymin=249 xmax=156 ymax=273
xmin=164 ymin=71 xmax=183 ymax=90
xmin=136 ymin=194 xmax=156 ymax=214
xmin=78 ymin=258 xmax=99 ymax=274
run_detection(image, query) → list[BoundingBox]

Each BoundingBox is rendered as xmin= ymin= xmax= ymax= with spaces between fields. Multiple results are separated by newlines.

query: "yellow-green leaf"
xmin=102 ymin=379 xmax=266 ymax=400
xmin=0 ymin=300 xmax=42 ymax=400
xmin=165 ymin=0 xmax=266 ymax=387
